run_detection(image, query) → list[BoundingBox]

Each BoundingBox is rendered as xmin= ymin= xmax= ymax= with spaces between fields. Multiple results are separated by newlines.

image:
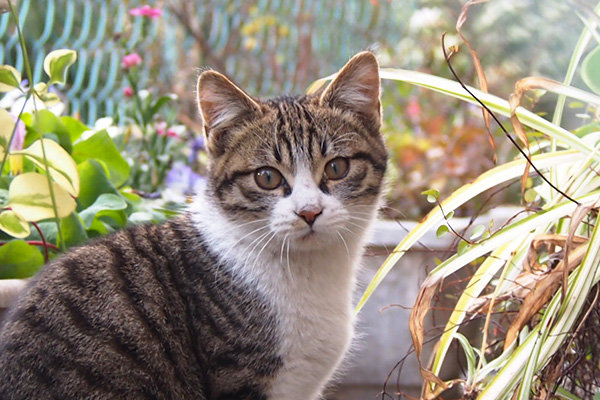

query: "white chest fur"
xmin=189 ymin=194 xmax=372 ymax=400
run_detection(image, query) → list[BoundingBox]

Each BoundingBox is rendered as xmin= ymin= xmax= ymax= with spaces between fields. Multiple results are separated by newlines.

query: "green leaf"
xmin=21 ymin=110 xmax=73 ymax=153
xmin=436 ymin=225 xmax=449 ymax=238
xmin=0 ymin=210 xmax=30 ymax=238
xmin=0 ymin=65 xmax=22 ymax=92
xmin=470 ymin=225 xmax=486 ymax=241
xmin=77 ymin=159 xmax=119 ymax=210
xmin=457 ymin=239 xmax=470 ymax=256
xmin=0 ymin=240 xmax=44 ymax=279
xmin=7 ymin=172 xmax=76 ymax=222
xmin=582 ymin=46 xmax=600 ymax=94
xmin=59 ymin=212 xmax=88 ymax=249
xmin=61 ymin=116 xmax=88 ymax=143
xmin=43 ymin=49 xmax=77 ymax=86
xmin=79 ymin=193 xmax=127 ymax=229
xmin=72 ymin=130 xmax=130 ymax=187
xmin=147 ymin=96 xmax=173 ymax=120
xmin=422 ymin=189 xmax=440 ymax=203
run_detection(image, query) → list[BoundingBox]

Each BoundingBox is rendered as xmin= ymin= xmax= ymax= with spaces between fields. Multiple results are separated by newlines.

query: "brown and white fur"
xmin=0 ymin=51 xmax=387 ymax=400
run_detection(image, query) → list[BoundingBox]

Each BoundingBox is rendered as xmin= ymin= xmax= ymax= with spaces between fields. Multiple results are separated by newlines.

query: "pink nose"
xmin=297 ymin=208 xmax=323 ymax=226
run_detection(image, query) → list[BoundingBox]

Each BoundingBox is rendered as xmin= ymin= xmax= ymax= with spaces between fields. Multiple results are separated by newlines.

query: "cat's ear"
xmin=197 ymin=70 xmax=260 ymax=152
xmin=319 ymin=51 xmax=381 ymax=129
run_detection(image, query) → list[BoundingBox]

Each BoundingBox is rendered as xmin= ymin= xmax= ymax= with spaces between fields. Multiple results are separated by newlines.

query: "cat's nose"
xmin=296 ymin=208 xmax=323 ymax=227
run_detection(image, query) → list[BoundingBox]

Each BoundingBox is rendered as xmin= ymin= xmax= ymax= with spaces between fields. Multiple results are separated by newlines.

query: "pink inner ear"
xmin=197 ymin=71 xmax=260 ymax=133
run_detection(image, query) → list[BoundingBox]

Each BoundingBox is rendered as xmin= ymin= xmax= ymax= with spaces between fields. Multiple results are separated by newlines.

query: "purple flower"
xmin=166 ymin=162 xmax=206 ymax=195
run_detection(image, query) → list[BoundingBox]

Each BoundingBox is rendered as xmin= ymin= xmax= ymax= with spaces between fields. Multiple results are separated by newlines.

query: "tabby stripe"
xmin=169 ymin=223 xmax=270 ymax=359
xmin=122 ymin=227 xmax=193 ymax=391
xmin=216 ymin=168 xmax=253 ymax=194
xmin=348 ymin=184 xmax=381 ymax=199
xmin=168 ymin=223 xmax=247 ymax=339
xmin=18 ymin=306 xmax=119 ymax=397
xmin=160 ymin=221 xmax=213 ymax=392
xmin=104 ymin=240 xmax=174 ymax=397
xmin=351 ymin=151 xmax=386 ymax=172
xmin=222 ymin=203 xmax=268 ymax=213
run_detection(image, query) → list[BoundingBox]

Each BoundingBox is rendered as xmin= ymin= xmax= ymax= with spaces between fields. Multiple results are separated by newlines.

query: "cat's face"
xmin=197 ymin=52 xmax=387 ymax=251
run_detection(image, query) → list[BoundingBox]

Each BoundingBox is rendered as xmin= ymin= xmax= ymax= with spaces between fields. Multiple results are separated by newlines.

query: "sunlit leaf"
xmin=470 ymin=224 xmax=486 ymax=241
xmin=0 ymin=65 xmax=22 ymax=92
xmin=0 ymin=240 xmax=44 ymax=278
xmin=7 ymin=172 xmax=76 ymax=221
xmin=43 ymin=49 xmax=77 ymax=86
xmin=0 ymin=209 xmax=30 ymax=238
xmin=0 ymin=108 xmax=16 ymax=158
xmin=14 ymin=139 xmax=79 ymax=196
xmin=582 ymin=46 xmax=600 ymax=94
xmin=436 ymin=225 xmax=449 ymax=238
xmin=422 ymin=189 xmax=440 ymax=203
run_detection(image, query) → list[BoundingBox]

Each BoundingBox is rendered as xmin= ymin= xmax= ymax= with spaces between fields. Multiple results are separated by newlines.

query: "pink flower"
xmin=129 ymin=5 xmax=163 ymax=18
xmin=123 ymin=86 xmax=134 ymax=97
xmin=157 ymin=122 xmax=178 ymax=138
xmin=122 ymin=53 xmax=142 ymax=69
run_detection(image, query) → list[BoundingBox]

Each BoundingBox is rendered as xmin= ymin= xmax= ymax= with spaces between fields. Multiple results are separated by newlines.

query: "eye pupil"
xmin=325 ymin=157 xmax=349 ymax=180
xmin=255 ymin=167 xmax=283 ymax=190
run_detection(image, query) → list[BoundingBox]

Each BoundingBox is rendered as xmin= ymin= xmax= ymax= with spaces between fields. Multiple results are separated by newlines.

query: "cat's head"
xmin=196 ymin=52 xmax=387 ymax=251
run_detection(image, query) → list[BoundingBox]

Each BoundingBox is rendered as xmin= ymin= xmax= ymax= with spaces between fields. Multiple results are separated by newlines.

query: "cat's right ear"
xmin=197 ymin=71 xmax=260 ymax=155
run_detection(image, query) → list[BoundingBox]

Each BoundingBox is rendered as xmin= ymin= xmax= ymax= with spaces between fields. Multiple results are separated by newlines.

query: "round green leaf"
xmin=7 ymin=172 xmax=76 ymax=221
xmin=436 ymin=225 xmax=449 ymax=238
xmin=43 ymin=49 xmax=77 ymax=86
xmin=0 ymin=65 xmax=22 ymax=92
xmin=0 ymin=240 xmax=45 ymax=279
xmin=0 ymin=210 xmax=30 ymax=238
xmin=582 ymin=46 xmax=600 ymax=95
xmin=79 ymin=193 xmax=127 ymax=229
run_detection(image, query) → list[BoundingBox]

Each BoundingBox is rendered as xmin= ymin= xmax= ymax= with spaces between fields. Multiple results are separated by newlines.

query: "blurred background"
xmin=0 ymin=0 xmax=595 ymax=398
xmin=0 ymin=0 xmax=589 ymax=216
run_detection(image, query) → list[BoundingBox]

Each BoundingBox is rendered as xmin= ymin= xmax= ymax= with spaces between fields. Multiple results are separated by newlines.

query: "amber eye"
xmin=324 ymin=157 xmax=349 ymax=180
xmin=254 ymin=167 xmax=283 ymax=190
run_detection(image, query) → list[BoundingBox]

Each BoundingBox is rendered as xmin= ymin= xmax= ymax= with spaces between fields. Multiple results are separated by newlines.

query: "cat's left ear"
xmin=319 ymin=51 xmax=381 ymax=130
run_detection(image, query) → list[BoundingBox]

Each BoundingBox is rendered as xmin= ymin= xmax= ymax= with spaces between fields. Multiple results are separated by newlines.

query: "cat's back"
xmin=0 ymin=216 xmax=281 ymax=400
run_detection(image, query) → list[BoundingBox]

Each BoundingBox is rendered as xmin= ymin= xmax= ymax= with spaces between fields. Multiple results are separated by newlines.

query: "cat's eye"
xmin=324 ymin=158 xmax=349 ymax=180
xmin=254 ymin=167 xmax=283 ymax=190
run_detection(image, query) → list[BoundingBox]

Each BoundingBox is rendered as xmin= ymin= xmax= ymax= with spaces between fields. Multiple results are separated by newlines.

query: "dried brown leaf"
xmin=504 ymin=242 xmax=589 ymax=350
xmin=409 ymin=277 xmax=447 ymax=393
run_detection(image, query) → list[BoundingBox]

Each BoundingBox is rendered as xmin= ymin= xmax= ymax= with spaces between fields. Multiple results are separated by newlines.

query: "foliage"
xmin=0 ymin=1 xmax=197 ymax=278
xmin=354 ymin=1 xmax=600 ymax=399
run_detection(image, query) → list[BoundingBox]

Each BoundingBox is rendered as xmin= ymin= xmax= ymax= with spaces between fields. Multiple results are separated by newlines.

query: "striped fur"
xmin=0 ymin=51 xmax=387 ymax=399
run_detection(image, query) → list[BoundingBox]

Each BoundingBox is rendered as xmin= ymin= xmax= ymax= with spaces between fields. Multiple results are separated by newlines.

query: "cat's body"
xmin=0 ymin=52 xmax=387 ymax=399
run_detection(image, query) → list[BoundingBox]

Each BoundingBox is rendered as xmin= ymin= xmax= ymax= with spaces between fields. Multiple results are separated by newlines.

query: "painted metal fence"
xmin=0 ymin=0 xmax=409 ymax=124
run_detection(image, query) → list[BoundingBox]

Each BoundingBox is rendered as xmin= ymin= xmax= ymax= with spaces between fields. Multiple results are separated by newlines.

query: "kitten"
xmin=0 ymin=51 xmax=387 ymax=400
